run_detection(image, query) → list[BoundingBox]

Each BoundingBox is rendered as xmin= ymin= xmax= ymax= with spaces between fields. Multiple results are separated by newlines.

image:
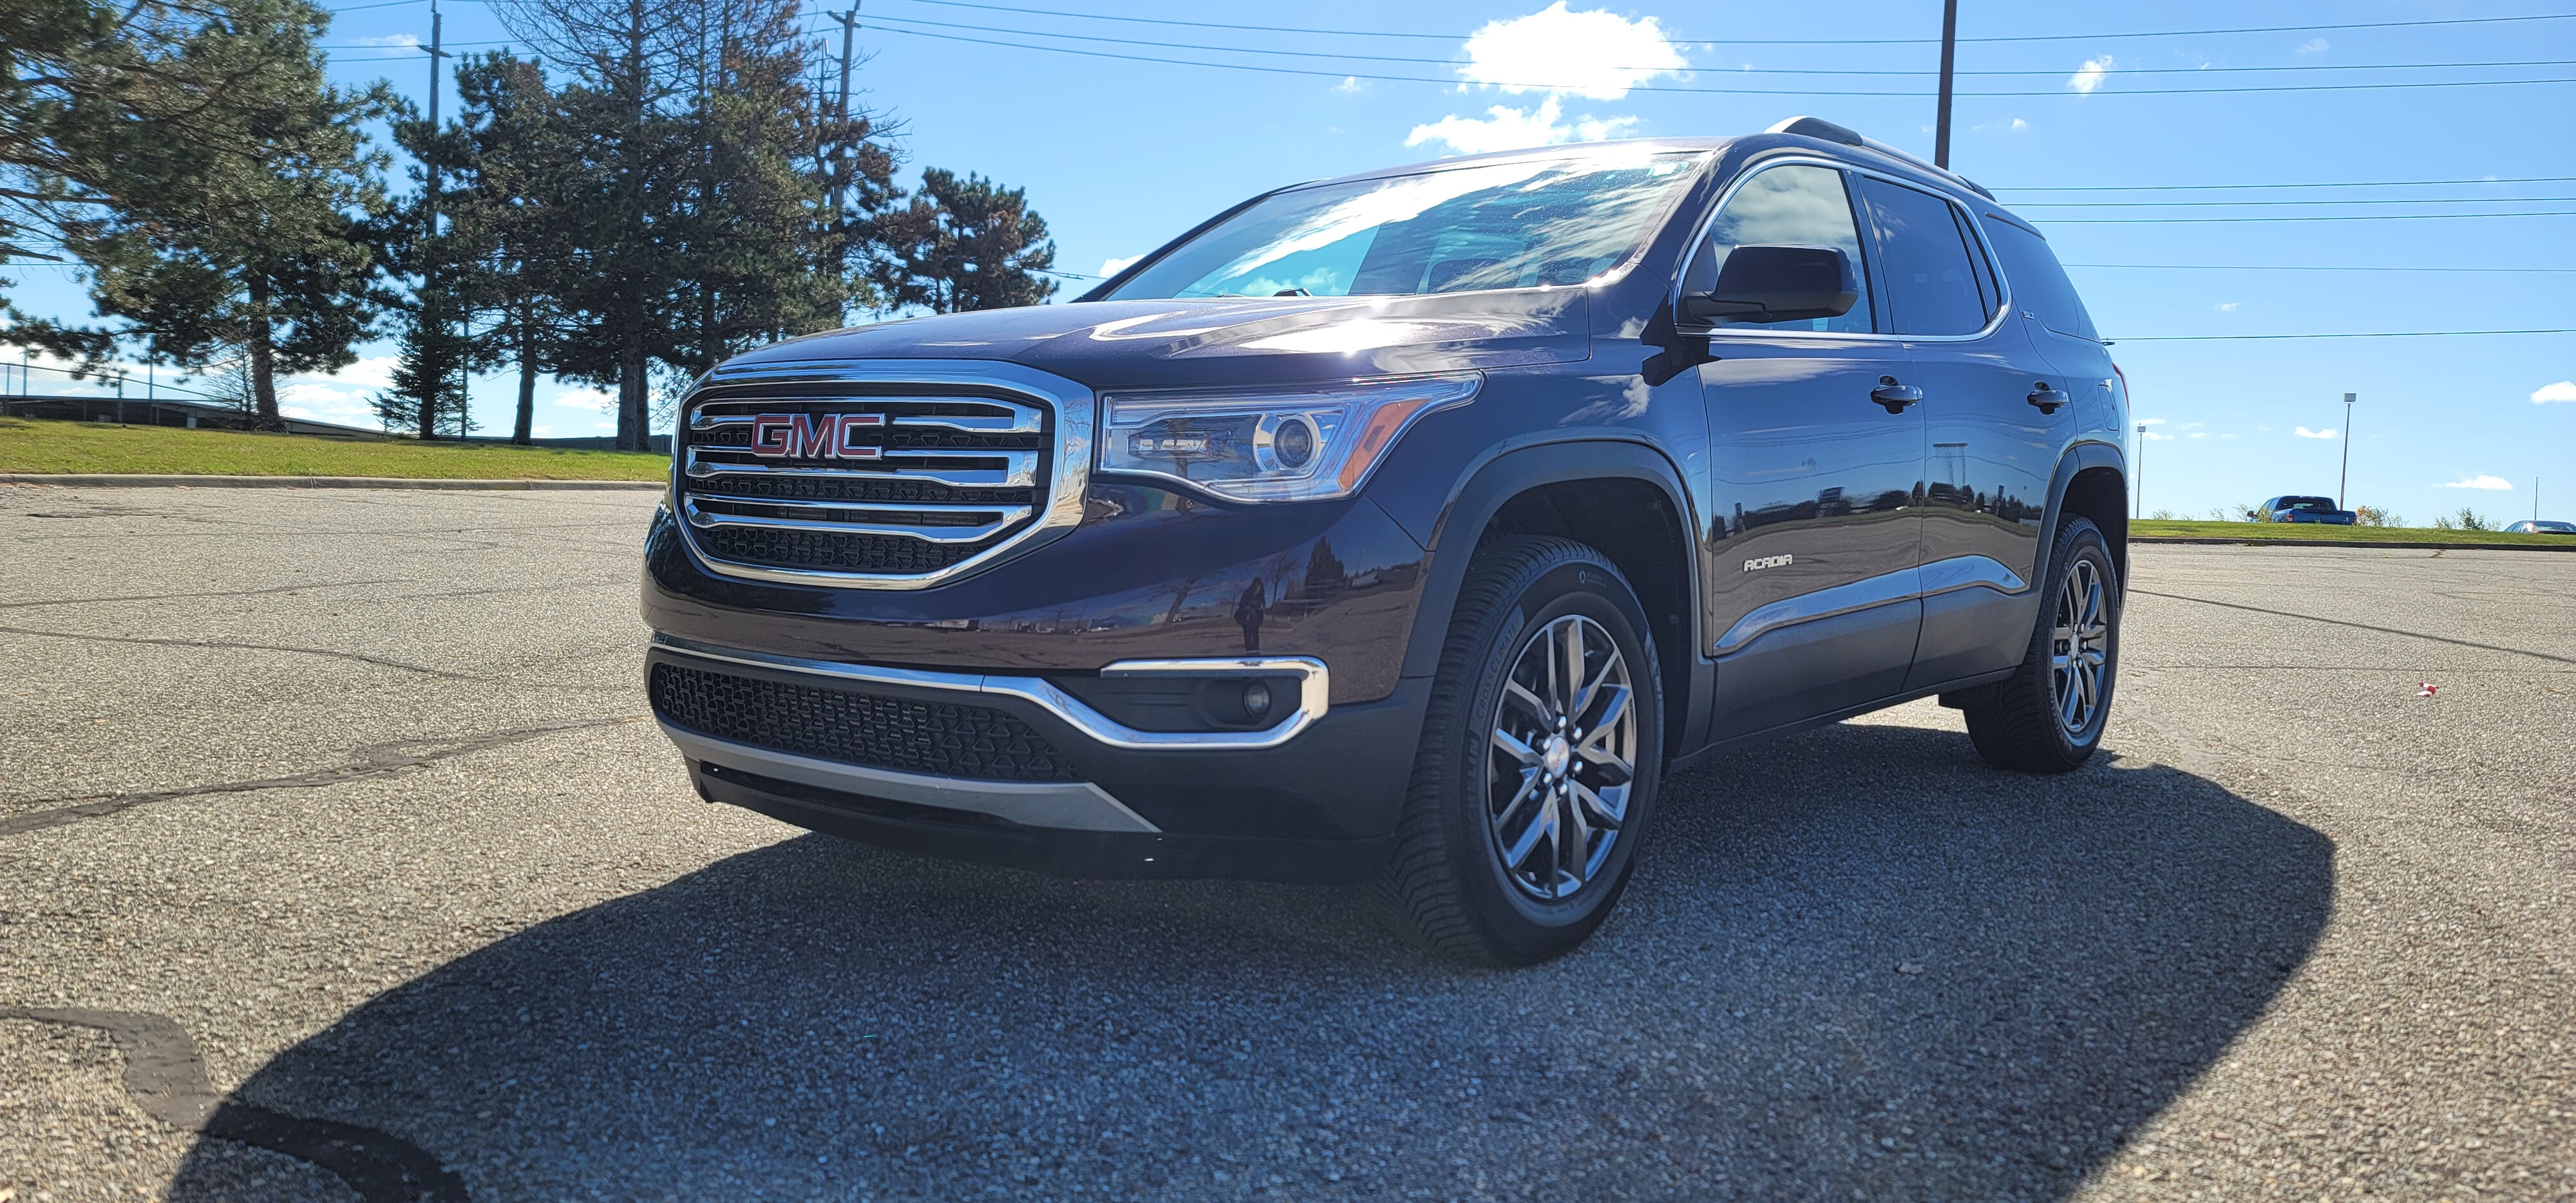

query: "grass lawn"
xmin=2132 ymin=518 xmax=2573 ymax=547
xmin=0 ymin=417 xmax=667 ymax=480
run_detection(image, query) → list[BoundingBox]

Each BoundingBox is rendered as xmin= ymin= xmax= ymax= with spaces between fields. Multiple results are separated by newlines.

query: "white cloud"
xmin=532 ymin=424 xmax=555 ymax=437
xmin=2067 ymin=55 xmax=2113 ymax=94
xmin=273 ymin=355 xmax=401 ymax=428
xmin=2135 ymin=417 xmax=2166 ymax=426
xmin=1455 ymin=2 xmax=1686 ymax=99
xmin=2188 ymin=432 xmax=2208 ymax=439
xmin=2011 ymin=117 xmax=2028 ymax=131
xmin=2441 ymin=475 xmax=2514 ymax=491
xmin=1406 ymin=95 xmax=1636 ymax=155
xmin=2139 ymin=431 xmax=2172 ymax=441
xmin=2294 ymin=426 xmax=2336 ymax=439
xmin=346 ymin=33 xmax=421 ymax=48
xmin=1408 ymin=3 xmax=1677 ymax=155
xmin=551 ymin=386 xmax=616 ymax=412
xmin=2296 ymin=37 xmax=2330 ymax=54
xmin=2215 ymin=301 xmax=2239 ymax=312
xmin=1099 ymin=254 xmax=1142 ymax=278
xmin=2531 ymin=380 xmax=2576 ymax=403
xmin=1335 ymin=76 xmax=1365 ymax=93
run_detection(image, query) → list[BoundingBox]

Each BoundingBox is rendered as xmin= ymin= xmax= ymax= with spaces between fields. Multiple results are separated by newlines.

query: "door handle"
xmin=1870 ymin=376 xmax=1922 ymax=414
xmin=2027 ymin=382 xmax=2071 ymax=414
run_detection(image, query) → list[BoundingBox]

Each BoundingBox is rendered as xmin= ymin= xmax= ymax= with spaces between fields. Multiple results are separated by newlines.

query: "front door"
xmin=1690 ymin=162 xmax=1927 ymax=740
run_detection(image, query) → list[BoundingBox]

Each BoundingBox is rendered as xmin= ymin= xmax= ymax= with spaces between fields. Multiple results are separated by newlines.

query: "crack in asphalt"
xmin=0 ymin=625 xmax=484 ymax=680
xmin=0 ymin=718 xmax=641 ymax=838
xmin=0 ymin=1007 xmax=469 ymax=1202
xmin=0 ymin=580 xmax=406 ymax=611
xmin=2129 ymin=589 xmax=2576 ymax=667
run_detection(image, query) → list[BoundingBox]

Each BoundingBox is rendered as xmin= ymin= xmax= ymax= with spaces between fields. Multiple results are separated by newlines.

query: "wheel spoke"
xmin=1572 ymin=779 xmax=1626 ymax=828
xmin=1560 ymin=619 xmax=1586 ymax=717
xmin=1559 ymin=788 xmax=1591 ymax=887
xmin=1494 ymin=768 xmax=1541 ymax=828
xmin=1504 ymin=679 xmax=1554 ymax=725
xmin=1492 ymin=726 xmax=1542 ymax=766
xmin=1501 ymin=798 xmax=1552 ymax=868
xmin=1577 ymin=684 xmax=1629 ymax=744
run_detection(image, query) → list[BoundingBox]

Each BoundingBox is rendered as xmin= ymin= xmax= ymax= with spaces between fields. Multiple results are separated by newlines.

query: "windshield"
xmin=1104 ymin=150 xmax=1707 ymax=301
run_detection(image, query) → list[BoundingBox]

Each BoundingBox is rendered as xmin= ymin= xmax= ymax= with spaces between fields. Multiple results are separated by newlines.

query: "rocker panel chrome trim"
xmin=1710 ymin=554 xmax=2027 ymax=654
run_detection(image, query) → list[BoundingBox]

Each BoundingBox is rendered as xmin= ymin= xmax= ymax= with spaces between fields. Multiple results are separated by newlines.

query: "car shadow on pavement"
xmin=170 ymin=721 xmax=2331 ymax=1201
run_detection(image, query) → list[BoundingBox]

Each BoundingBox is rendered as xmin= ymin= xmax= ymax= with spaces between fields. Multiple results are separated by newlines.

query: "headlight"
xmin=1097 ymin=372 xmax=1481 ymax=502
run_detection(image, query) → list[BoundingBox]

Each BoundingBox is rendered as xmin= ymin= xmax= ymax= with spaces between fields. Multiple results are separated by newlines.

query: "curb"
xmin=2133 ymin=535 xmax=2576 ymax=553
xmin=0 ymin=473 xmax=664 ymax=491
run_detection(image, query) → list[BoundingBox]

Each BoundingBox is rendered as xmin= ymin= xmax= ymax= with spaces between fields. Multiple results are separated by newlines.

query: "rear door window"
xmin=1978 ymin=214 xmax=2099 ymax=341
xmin=1855 ymin=177 xmax=1991 ymax=337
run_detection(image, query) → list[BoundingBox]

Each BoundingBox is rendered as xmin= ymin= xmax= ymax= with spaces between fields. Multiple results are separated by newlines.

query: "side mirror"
xmin=1682 ymin=244 xmax=1859 ymax=325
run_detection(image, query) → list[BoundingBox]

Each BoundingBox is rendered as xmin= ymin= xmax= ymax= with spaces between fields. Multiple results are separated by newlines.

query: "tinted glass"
xmin=1683 ymin=164 xmax=1873 ymax=333
xmin=1978 ymin=213 xmax=2100 ymax=341
xmin=1857 ymin=177 xmax=1989 ymax=336
xmin=1106 ymin=151 xmax=1705 ymax=299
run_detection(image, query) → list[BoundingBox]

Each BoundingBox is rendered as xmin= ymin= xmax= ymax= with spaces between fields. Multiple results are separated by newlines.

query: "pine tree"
xmin=867 ymin=169 xmax=1059 ymax=314
xmin=5 ymin=0 xmax=395 ymax=423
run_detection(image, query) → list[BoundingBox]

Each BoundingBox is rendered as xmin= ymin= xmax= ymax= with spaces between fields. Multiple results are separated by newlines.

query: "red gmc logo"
xmin=747 ymin=413 xmax=886 ymax=460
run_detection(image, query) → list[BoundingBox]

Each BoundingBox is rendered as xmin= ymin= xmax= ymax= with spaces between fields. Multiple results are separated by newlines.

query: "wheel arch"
xmin=2040 ymin=440 xmax=2130 ymax=591
xmin=1396 ymin=440 xmax=1702 ymax=759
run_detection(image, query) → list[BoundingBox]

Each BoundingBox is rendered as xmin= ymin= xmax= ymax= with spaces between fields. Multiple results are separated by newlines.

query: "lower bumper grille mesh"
xmin=650 ymin=663 xmax=1083 ymax=782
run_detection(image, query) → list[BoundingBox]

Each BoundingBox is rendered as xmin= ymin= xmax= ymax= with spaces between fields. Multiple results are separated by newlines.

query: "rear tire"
xmin=1964 ymin=516 xmax=2119 ymax=773
xmin=1378 ymin=536 xmax=1663 ymax=966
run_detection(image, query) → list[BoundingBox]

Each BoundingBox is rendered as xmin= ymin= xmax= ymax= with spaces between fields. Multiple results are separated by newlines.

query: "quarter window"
xmin=1683 ymin=164 xmax=1875 ymax=334
xmin=1978 ymin=214 xmax=2100 ymax=341
xmin=1856 ymin=177 xmax=1991 ymax=337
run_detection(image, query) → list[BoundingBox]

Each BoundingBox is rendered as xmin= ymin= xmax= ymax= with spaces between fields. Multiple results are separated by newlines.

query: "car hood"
xmin=724 ymin=290 xmax=1591 ymax=391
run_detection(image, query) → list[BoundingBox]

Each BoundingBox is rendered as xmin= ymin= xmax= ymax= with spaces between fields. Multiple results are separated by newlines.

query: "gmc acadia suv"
xmin=643 ymin=117 xmax=2131 ymax=965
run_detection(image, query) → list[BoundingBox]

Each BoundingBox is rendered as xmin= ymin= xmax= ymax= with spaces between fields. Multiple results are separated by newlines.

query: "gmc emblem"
xmin=748 ymin=413 xmax=886 ymax=460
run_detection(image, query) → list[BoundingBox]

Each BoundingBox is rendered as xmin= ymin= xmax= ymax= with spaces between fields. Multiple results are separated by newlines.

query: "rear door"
xmin=1691 ymin=162 xmax=1927 ymax=739
xmin=1851 ymin=175 xmax=2064 ymax=690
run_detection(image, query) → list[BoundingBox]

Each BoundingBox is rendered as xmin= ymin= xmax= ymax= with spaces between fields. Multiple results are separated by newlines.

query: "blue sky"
xmin=10 ymin=0 xmax=2573 ymax=521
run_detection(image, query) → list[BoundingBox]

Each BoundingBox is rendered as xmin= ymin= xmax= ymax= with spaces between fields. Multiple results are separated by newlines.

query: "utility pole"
xmin=2134 ymin=421 xmax=2146 ymax=518
xmin=2338 ymin=392 xmax=2355 ymax=510
xmin=827 ymin=5 xmax=862 ymax=325
xmin=421 ymin=0 xmax=451 ymax=439
xmin=1933 ymin=0 xmax=1958 ymax=169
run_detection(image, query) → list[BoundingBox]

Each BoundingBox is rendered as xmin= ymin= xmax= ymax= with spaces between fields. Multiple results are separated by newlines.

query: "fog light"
xmin=1241 ymin=680 xmax=1273 ymax=721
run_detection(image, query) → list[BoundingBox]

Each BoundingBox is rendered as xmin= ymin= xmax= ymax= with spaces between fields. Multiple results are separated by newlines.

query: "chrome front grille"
xmin=670 ymin=359 xmax=1094 ymax=589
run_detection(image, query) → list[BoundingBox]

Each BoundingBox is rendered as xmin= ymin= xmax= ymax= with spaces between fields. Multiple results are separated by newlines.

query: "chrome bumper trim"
xmin=653 ymin=634 xmax=1331 ymax=750
xmin=663 ymin=723 xmax=1160 ymax=833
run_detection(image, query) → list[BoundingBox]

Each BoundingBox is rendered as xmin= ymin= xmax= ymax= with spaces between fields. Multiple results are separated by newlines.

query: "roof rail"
xmin=1764 ymin=116 xmax=1996 ymax=200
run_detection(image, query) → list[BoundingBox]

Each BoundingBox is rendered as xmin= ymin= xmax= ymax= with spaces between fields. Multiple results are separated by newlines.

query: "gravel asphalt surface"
xmin=1 ymin=486 xmax=2568 ymax=1202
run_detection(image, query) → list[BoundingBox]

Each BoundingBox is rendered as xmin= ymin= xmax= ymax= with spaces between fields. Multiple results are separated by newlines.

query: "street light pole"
xmin=1934 ymin=0 xmax=1959 ymax=169
xmin=2338 ymin=392 xmax=2355 ymax=510
xmin=2135 ymin=421 xmax=2147 ymax=518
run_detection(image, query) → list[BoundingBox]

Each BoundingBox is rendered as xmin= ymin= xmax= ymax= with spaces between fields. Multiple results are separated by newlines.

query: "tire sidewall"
xmin=2043 ymin=521 xmax=2120 ymax=759
xmin=1443 ymin=554 xmax=1664 ymax=959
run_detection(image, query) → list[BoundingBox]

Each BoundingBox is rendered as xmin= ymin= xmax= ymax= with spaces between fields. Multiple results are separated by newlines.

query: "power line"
xmin=2041 ymin=211 xmax=2576 ymax=222
xmin=877 ymin=0 xmax=2576 ymax=47
xmin=1995 ymin=176 xmax=2576 ymax=192
xmin=862 ymin=14 xmax=2576 ymax=78
xmin=2015 ymin=196 xmax=2576 ymax=207
xmin=2116 ymin=329 xmax=2575 ymax=341
xmin=867 ymin=25 xmax=2576 ymax=96
xmin=2063 ymin=263 xmax=2576 ymax=273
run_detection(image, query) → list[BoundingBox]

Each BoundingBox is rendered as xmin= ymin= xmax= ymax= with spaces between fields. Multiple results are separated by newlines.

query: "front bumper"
xmin=648 ymin=638 xmax=1427 ymax=882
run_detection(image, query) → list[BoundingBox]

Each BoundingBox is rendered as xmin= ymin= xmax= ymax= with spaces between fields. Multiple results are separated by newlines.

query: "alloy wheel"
xmin=1485 ymin=614 xmax=1638 ymax=900
xmin=2050 ymin=557 xmax=2110 ymax=736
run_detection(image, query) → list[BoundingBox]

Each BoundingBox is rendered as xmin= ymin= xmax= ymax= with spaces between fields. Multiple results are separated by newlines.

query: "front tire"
xmin=1964 ymin=516 xmax=2120 ymax=773
xmin=1378 ymin=536 xmax=1664 ymax=966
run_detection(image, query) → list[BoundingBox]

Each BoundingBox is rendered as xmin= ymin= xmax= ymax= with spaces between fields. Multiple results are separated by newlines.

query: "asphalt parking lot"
xmin=2 ymin=486 xmax=2570 ymax=1202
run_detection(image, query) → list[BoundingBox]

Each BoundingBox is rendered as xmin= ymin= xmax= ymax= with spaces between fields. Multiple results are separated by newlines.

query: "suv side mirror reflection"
xmin=1681 ymin=244 xmax=1859 ymax=325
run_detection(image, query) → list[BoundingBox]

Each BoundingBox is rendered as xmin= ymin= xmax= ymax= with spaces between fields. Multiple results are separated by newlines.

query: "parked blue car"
xmin=2262 ymin=495 xmax=2356 ymax=524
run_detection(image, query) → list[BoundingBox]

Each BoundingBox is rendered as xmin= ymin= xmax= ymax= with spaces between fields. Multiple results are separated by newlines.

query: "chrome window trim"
xmin=1668 ymin=155 xmax=2012 ymax=346
xmin=661 ymin=723 xmax=1161 ymax=833
xmin=653 ymin=635 xmax=1331 ymax=750
xmin=1710 ymin=554 xmax=2027 ymax=655
xmin=670 ymin=358 xmax=1093 ymax=591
